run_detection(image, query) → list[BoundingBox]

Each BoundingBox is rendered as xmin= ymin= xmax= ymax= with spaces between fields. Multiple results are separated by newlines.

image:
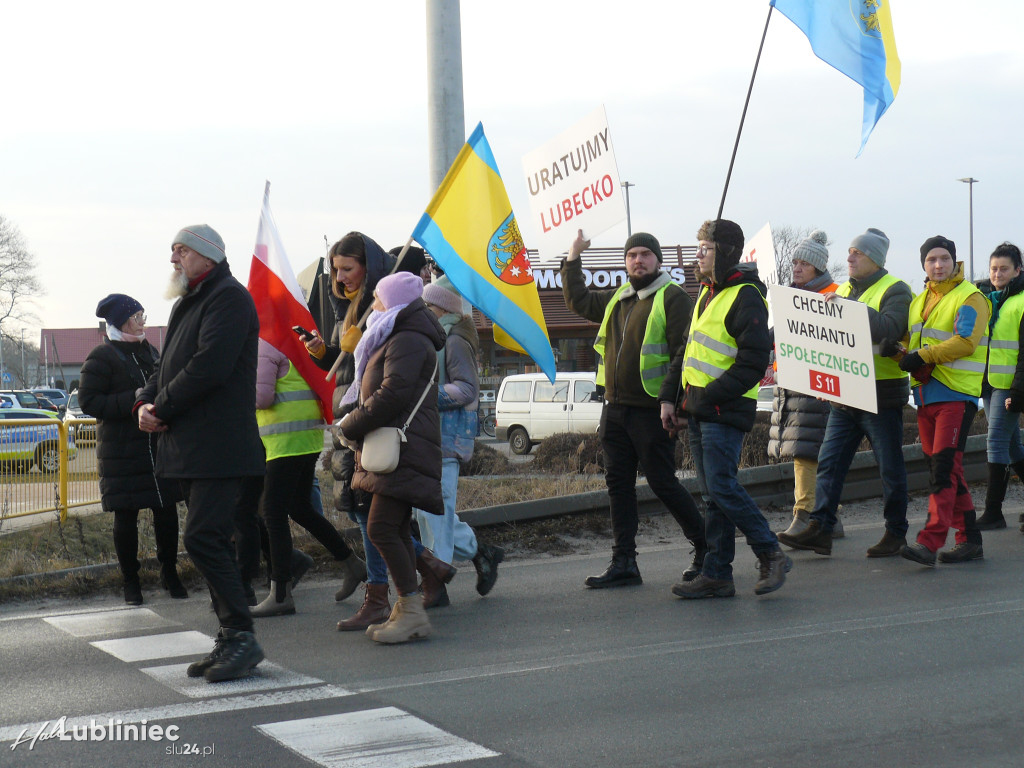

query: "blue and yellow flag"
xmin=413 ymin=123 xmax=556 ymax=382
xmin=771 ymin=0 xmax=901 ymax=154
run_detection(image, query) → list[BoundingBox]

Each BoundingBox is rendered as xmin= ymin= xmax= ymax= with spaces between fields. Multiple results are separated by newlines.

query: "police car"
xmin=0 ymin=407 xmax=77 ymax=472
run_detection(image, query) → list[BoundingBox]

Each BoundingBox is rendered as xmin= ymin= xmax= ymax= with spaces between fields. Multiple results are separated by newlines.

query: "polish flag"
xmin=247 ymin=182 xmax=334 ymax=422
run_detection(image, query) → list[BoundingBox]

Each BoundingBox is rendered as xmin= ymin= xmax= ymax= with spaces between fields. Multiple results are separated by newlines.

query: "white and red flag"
xmin=247 ymin=181 xmax=333 ymax=422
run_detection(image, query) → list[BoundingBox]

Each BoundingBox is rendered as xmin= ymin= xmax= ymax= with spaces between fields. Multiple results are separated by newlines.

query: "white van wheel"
xmin=509 ymin=427 xmax=532 ymax=455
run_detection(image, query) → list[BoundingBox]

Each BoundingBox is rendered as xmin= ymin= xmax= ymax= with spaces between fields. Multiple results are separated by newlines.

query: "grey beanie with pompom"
xmin=792 ymin=230 xmax=829 ymax=273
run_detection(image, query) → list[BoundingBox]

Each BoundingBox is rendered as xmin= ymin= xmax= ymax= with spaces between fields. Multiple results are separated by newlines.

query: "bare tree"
xmin=0 ymin=215 xmax=43 ymax=386
xmin=772 ymin=225 xmax=847 ymax=286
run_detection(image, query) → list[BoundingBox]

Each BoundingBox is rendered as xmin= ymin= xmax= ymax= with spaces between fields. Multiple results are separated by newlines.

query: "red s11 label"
xmin=809 ymin=370 xmax=840 ymax=396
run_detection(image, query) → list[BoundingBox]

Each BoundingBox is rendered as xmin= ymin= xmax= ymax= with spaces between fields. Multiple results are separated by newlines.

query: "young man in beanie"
xmin=137 ymin=225 xmax=266 ymax=682
xmin=898 ymin=236 xmax=989 ymax=566
xmin=410 ymin=276 xmax=505 ymax=607
xmin=780 ymin=228 xmax=914 ymax=559
xmin=562 ymin=228 xmax=706 ymax=590
xmin=768 ymin=231 xmax=841 ymax=539
xmin=668 ymin=219 xmax=788 ymax=598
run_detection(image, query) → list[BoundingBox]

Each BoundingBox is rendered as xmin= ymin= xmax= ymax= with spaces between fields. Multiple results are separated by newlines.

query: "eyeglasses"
xmin=131 ymin=312 xmax=147 ymax=324
xmin=697 ymin=244 xmax=716 ymax=257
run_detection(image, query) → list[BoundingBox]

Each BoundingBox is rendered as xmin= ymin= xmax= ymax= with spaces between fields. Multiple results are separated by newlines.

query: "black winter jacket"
xmin=137 ymin=261 xmax=265 ymax=479
xmin=79 ymin=339 xmax=184 ymax=511
xmin=339 ymin=299 xmax=446 ymax=515
xmin=671 ymin=263 xmax=771 ymax=433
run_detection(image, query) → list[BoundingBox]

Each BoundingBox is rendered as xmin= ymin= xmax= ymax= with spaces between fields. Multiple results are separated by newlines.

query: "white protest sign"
xmin=522 ymin=105 xmax=626 ymax=259
xmin=769 ymin=284 xmax=878 ymax=413
xmin=740 ymin=222 xmax=777 ymax=325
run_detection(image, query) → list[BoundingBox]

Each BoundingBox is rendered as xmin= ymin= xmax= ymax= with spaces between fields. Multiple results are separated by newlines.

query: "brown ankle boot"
xmin=337 ymin=583 xmax=390 ymax=631
xmin=416 ymin=551 xmax=454 ymax=609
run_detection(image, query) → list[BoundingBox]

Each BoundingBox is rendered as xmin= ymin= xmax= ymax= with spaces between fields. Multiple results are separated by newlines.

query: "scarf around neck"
xmin=340 ymin=302 xmax=409 ymax=408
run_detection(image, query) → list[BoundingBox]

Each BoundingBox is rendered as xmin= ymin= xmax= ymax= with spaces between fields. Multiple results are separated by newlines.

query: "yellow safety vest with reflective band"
xmin=837 ymin=274 xmax=908 ymax=381
xmin=593 ymin=282 xmax=672 ymax=397
xmin=908 ymin=280 xmax=988 ymax=395
xmin=987 ymin=291 xmax=1024 ymax=389
xmin=682 ymin=284 xmax=764 ymax=399
xmin=257 ymin=362 xmax=325 ymax=460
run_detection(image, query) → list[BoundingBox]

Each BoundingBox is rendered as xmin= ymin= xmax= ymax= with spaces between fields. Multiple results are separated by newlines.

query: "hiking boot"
xmin=866 ymin=531 xmax=907 ymax=558
xmin=290 ymin=549 xmax=314 ymax=588
xmin=123 ymin=574 xmax=143 ymax=606
xmin=472 ymin=544 xmax=505 ymax=596
xmin=831 ymin=511 xmax=845 ymax=539
xmin=367 ymin=594 xmax=432 ymax=644
xmin=671 ymin=573 xmax=735 ymax=599
xmin=203 ymin=629 xmax=264 ymax=682
xmin=778 ymin=520 xmax=832 ymax=555
xmin=187 ymin=630 xmax=228 ymax=678
xmin=778 ymin=509 xmax=809 ymax=538
xmin=334 ymin=552 xmax=368 ymax=602
xmin=159 ymin=565 xmax=188 ymax=599
xmin=900 ymin=542 xmax=936 ymax=567
xmin=585 ymin=555 xmax=642 ymax=589
xmin=680 ymin=541 xmax=708 ymax=583
xmin=337 ymin=583 xmax=391 ymax=631
xmin=937 ymin=542 xmax=984 ymax=563
xmin=250 ymin=580 xmax=296 ymax=618
xmin=754 ymin=549 xmax=790 ymax=595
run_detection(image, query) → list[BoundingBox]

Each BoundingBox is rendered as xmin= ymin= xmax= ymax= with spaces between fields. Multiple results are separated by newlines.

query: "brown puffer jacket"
xmin=339 ymin=299 xmax=446 ymax=514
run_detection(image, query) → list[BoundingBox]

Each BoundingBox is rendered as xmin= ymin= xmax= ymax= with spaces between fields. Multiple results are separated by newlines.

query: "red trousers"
xmin=916 ymin=401 xmax=978 ymax=551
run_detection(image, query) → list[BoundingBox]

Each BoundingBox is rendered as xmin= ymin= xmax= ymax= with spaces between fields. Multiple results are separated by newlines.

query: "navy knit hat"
xmin=96 ymin=293 xmax=144 ymax=330
xmin=919 ymin=235 xmax=956 ymax=266
xmin=172 ymin=224 xmax=226 ymax=264
xmin=849 ymin=228 xmax=890 ymax=267
xmin=624 ymin=232 xmax=663 ymax=263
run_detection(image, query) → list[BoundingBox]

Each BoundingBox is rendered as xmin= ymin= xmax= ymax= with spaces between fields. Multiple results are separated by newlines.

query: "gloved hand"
xmin=878 ymin=337 xmax=901 ymax=358
xmin=898 ymin=350 xmax=926 ymax=373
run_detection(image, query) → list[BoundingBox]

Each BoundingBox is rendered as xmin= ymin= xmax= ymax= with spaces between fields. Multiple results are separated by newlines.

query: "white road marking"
xmin=45 ymin=608 xmax=177 ymax=637
xmin=141 ymin=660 xmax=323 ymax=698
xmin=256 ymin=707 xmax=499 ymax=768
xmin=90 ymin=630 xmax=213 ymax=661
xmin=0 ymin=685 xmax=354 ymax=743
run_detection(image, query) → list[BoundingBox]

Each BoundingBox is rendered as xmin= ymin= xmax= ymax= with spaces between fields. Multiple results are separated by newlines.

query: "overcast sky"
xmin=1 ymin=0 xmax=1020 ymax=336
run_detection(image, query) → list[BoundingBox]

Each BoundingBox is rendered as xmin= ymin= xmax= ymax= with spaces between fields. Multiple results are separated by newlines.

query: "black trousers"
xmin=600 ymin=404 xmax=705 ymax=558
xmin=180 ymin=478 xmax=253 ymax=633
xmin=112 ymin=505 xmax=180 ymax=577
xmin=233 ymin=475 xmax=264 ymax=585
xmin=262 ymin=452 xmax=351 ymax=583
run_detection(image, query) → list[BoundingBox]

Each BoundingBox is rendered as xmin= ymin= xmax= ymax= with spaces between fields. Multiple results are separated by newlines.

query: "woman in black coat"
xmin=338 ymin=272 xmax=445 ymax=644
xmin=79 ymin=294 xmax=186 ymax=605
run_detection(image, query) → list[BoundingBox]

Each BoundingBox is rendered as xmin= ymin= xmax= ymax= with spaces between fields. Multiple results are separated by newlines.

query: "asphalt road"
xmin=2 ymin=511 xmax=1023 ymax=768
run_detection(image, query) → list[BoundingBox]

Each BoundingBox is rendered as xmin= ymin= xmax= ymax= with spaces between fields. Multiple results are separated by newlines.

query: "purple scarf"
xmin=339 ymin=303 xmax=410 ymax=409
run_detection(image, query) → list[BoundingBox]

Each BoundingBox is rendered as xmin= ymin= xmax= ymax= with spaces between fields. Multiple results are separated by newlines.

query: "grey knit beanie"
xmin=624 ymin=232 xmax=662 ymax=263
xmin=172 ymin=224 xmax=226 ymax=264
xmin=422 ymin=275 xmax=464 ymax=315
xmin=849 ymin=228 xmax=889 ymax=267
xmin=792 ymin=230 xmax=829 ymax=272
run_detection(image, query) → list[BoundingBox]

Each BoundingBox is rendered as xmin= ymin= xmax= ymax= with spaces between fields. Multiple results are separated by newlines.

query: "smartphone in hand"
xmin=292 ymin=325 xmax=313 ymax=340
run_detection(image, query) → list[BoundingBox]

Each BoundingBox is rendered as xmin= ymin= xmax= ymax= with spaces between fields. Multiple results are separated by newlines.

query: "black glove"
xmin=898 ymin=350 xmax=925 ymax=373
xmin=878 ymin=337 xmax=900 ymax=357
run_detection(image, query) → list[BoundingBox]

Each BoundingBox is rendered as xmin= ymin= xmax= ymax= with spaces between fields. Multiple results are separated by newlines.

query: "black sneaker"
xmin=585 ymin=556 xmax=642 ymax=589
xmin=187 ymin=630 xmax=228 ymax=678
xmin=472 ymin=544 xmax=505 ymax=596
xmin=203 ymin=629 xmax=264 ymax=683
xmin=937 ymin=542 xmax=984 ymax=563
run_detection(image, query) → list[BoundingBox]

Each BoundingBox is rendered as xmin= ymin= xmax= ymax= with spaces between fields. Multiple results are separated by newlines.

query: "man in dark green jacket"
xmin=561 ymin=229 xmax=705 ymax=590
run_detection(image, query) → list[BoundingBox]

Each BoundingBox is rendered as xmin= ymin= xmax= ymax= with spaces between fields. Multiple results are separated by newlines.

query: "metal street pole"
xmin=20 ymin=329 xmax=26 ymax=387
xmin=621 ymin=181 xmax=635 ymax=237
xmin=957 ymin=177 xmax=978 ymax=280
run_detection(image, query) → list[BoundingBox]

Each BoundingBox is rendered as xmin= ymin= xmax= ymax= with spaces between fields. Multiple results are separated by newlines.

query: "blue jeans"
xmin=414 ymin=458 xmax=478 ymax=563
xmin=348 ymin=508 xmax=389 ymax=584
xmin=809 ymin=405 xmax=908 ymax=536
xmin=983 ymin=389 xmax=1024 ymax=465
xmin=688 ymin=419 xmax=777 ymax=580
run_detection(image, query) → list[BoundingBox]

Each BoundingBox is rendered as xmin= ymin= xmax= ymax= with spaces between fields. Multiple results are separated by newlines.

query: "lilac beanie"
xmin=374 ymin=271 xmax=423 ymax=310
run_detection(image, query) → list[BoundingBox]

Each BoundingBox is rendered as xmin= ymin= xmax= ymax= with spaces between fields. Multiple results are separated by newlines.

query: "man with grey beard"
xmin=136 ymin=224 xmax=266 ymax=683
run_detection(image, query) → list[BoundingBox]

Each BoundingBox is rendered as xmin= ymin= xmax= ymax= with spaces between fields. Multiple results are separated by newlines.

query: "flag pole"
xmin=324 ymin=235 xmax=417 ymax=381
xmin=717 ymin=3 xmax=774 ymax=220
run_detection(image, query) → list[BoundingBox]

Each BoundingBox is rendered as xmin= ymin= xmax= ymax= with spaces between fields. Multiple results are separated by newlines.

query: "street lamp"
xmin=621 ymin=181 xmax=635 ymax=237
xmin=957 ymin=177 xmax=978 ymax=281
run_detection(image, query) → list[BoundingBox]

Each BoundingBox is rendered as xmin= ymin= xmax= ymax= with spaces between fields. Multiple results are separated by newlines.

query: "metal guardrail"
xmin=459 ymin=434 xmax=989 ymax=527
xmin=0 ymin=417 xmax=100 ymax=526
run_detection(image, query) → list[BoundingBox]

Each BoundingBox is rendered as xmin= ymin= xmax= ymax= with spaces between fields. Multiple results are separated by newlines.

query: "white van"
xmin=494 ymin=372 xmax=603 ymax=455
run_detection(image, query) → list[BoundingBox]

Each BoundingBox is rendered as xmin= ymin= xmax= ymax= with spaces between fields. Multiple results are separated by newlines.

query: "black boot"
xmin=123 ymin=573 xmax=143 ymax=606
xmin=472 ymin=543 xmax=505 ymax=596
xmin=202 ymin=628 xmax=264 ymax=683
xmin=977 ymin=463 xmax=1009 ymax=530
xmin=585 ymin=554 xmax=642 ymax=589
xmin=680 ymin=540 xmax=708 ymax=582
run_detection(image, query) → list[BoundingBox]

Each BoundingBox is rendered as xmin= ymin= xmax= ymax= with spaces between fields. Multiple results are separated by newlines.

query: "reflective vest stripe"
xmin=691 ymin=331 xmax=737 ymax=358
xmin=682 ymin=283 xmax=763 ymax=400
xmin=256 ymin=362 xmax=325 ymax=460
xmin=273 ymin=390 xmax=319 ymax=404
xmin=259 ymin=419 xmax=326 ymax=436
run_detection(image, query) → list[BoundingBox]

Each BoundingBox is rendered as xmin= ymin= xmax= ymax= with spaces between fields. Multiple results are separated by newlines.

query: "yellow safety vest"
xmin=987 ymin=291 xmax=1024 ymax=389
xmin=908 ymin=280 xmax=988 ymax=396
xmin=682 ymin=283 xmax=763 ymax=399
xmin=593 ymin=282 xmax=672 ymax=397
xmin=257 ymin=362 xmax=325 ymax=460
xmin=837 ymin=273 xmax=908 ymax=381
